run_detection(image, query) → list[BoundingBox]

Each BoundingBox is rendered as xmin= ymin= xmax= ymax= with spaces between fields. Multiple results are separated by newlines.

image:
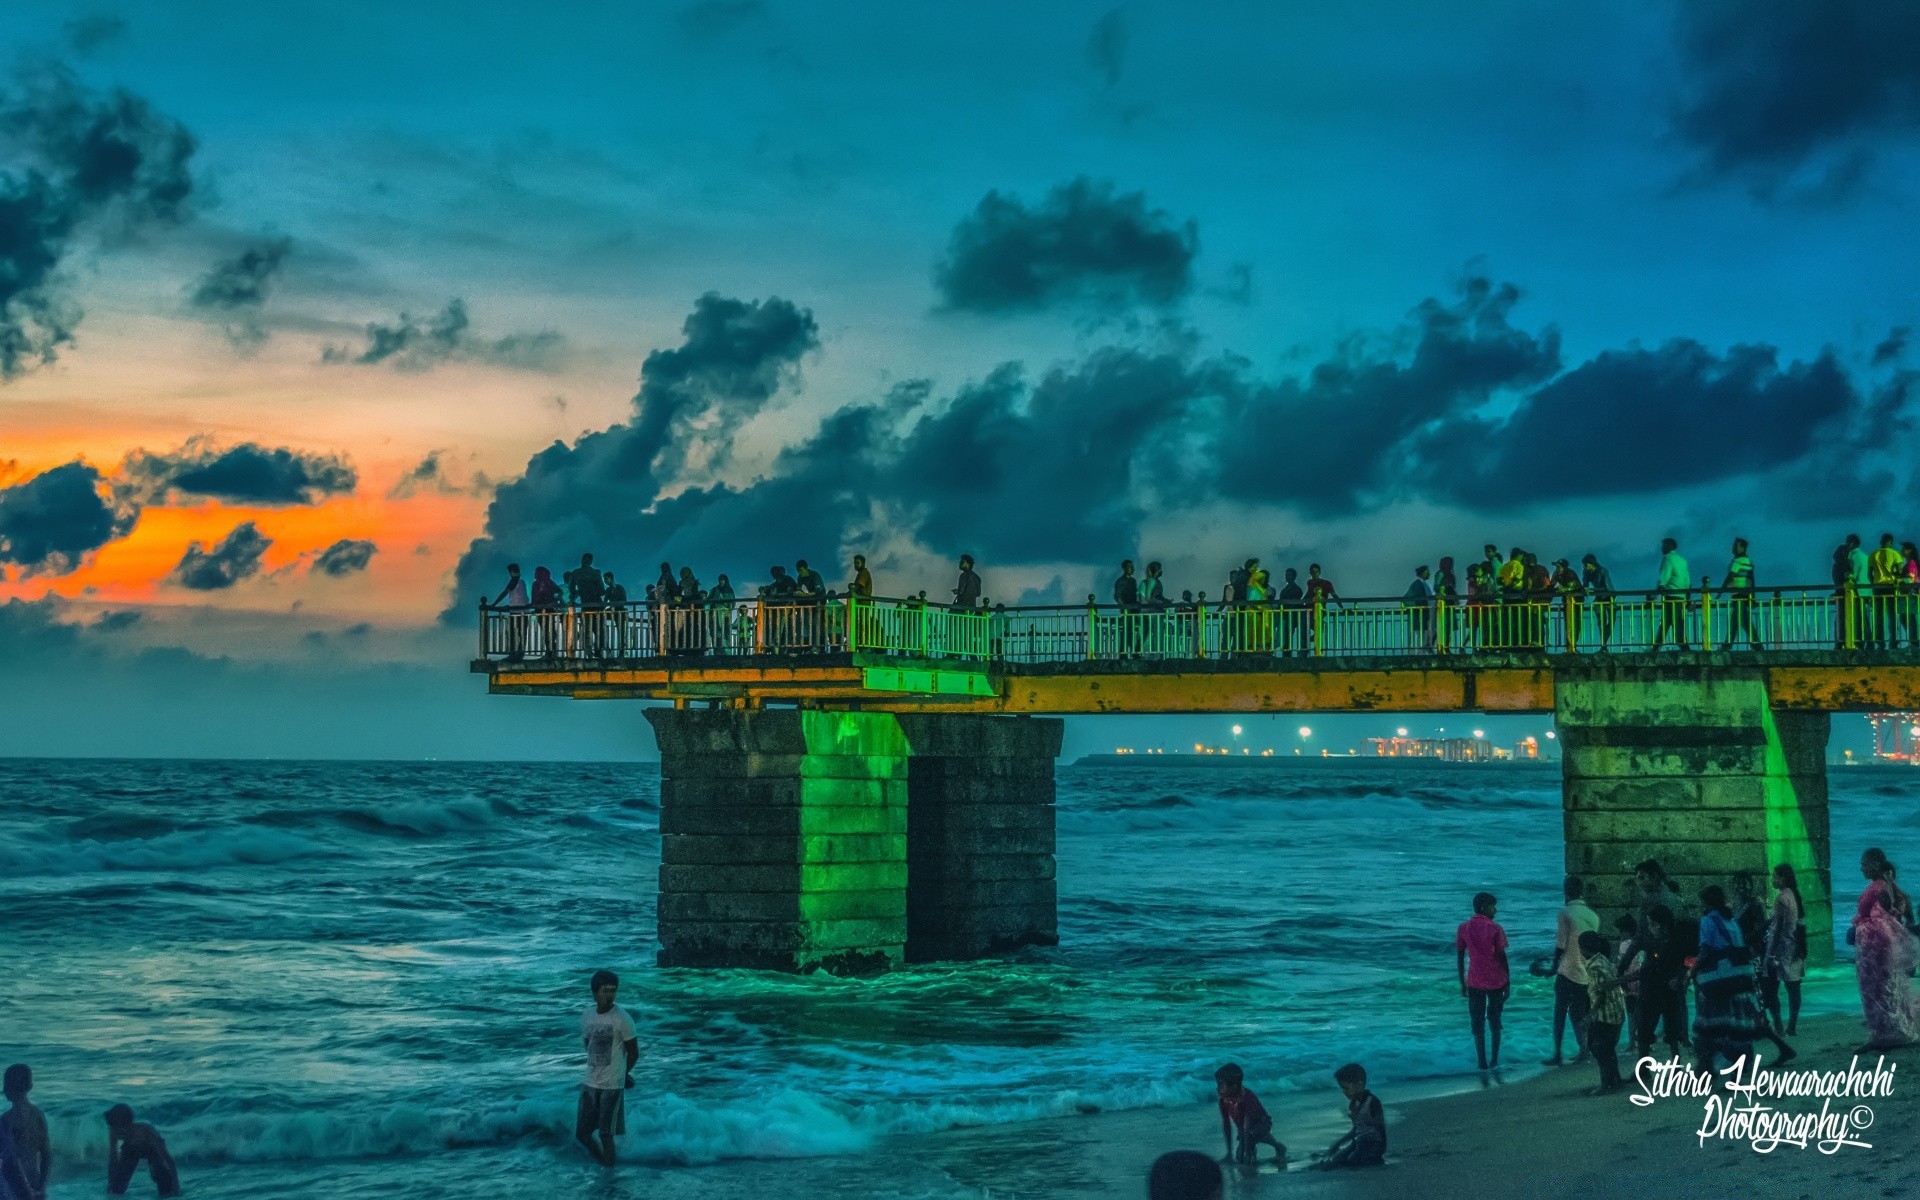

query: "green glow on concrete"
xmin=861 ymin=666 xmax=994 ymax=696
xmin=1757 ymin=705 xmax=1832 ymax=964
xmin=794 ymin=712 xmax=910 ymax=950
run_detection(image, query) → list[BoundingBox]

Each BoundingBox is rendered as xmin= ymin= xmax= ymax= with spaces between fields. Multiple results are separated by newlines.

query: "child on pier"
xmin=1310 ymin=1063 xmax=1385 ymax=1169
xmin=1213 ymin=1064 xmax=1286 ymax=1164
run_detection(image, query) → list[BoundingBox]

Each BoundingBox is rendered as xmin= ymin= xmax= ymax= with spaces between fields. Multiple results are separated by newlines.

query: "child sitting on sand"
xmin=1309 ymin=1063 xmax=1385 ymax=1169
xmin=1213 ymin=1063 xmax=1286 ymax=1165
xmin=103 ymin=1104 xmax=180 ymax=1197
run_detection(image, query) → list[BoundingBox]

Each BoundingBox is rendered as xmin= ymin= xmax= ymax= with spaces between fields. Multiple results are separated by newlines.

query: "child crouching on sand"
xmin=1214 ymin=1064 xmax=1286 ymax=1165
xmin=1309 ymin=1063 xmax=1384 ymax=1169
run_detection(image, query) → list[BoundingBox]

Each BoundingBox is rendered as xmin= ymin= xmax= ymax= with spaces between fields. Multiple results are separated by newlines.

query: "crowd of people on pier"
xmin=485 ymin=530 xmax=1920 ymax=661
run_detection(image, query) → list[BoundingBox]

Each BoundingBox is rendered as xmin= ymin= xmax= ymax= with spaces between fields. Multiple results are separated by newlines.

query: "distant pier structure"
xmin=475 ymin=586 xmax=1920 ymax=971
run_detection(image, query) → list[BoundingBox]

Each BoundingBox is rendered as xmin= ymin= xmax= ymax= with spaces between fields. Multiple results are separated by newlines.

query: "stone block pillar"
xmin=648 ymin=708 xmax=908 ymax=974
xmin=1556 ymin=666 xmax=1832 ymax=963
xmin=895 ymin=714 xmax=1063 ymax=962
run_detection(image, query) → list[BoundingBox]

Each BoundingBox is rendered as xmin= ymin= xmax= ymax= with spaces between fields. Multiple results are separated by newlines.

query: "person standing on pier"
xmin=1404 ymin=565 xmax=1434 ymax=651
xmin=492 ymin=563 xmax=529 ymax=661
xmin=849 ymin=554 xmax=873 ymax=598
xmin=1723 ymin=538 xmax=1760 ymax=650
xmin=1580 ymin=554 xmax=1615 ymax=651
xmin=1114 ymin=560 xmax=1139 ymax=658
xmin=953 ymin=555 xmax=981 ymax=610
xmin=1654 ymin=538 xmax=1690 ymax=650
xmin=1869 ymin=533 xmax=1904 ymax=648
xmin=1434 ymin=556 xmax=1458 ymax=651
xmin=1277 ymin=568 xmax=1305 ymax=657
xmin=1543 ymin=875 xmax=1599 ymax=1066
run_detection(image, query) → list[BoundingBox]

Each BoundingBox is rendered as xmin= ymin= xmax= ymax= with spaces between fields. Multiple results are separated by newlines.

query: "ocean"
xmin=0 ymin=757 xmax=1896 ymax=1199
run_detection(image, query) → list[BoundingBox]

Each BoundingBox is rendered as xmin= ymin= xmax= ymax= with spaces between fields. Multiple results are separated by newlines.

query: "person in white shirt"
xmin=1654 ymin=538 xmax=1691 ymax=650
xmin=575 ymin=970 xmax=638 ymax=1166
xmin=1543 ymin=875 xmax=1601 ymax=1066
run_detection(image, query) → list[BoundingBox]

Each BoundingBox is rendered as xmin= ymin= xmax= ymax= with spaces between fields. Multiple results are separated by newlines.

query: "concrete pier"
xmin=649 ymin=709 xmax=909 ymax=973
xmin=1557 ymin=667 xmax=1832 ymax=962
xmin=649 ymin=709 xmax=1063 ymax=973
xmin=896 ymin=714 xmax=1063 ymax=962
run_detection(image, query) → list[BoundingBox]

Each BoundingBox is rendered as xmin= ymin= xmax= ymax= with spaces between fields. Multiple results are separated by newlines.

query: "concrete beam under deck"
xmin=474 ymin=651 xmax=1920 ymax=715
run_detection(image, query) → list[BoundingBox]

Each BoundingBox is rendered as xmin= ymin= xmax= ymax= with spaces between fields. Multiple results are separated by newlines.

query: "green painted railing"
xmin=479 ymin=585 xmax=1913 ymax=665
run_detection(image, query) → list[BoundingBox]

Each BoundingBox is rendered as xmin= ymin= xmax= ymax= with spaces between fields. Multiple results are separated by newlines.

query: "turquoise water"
xmin=0 ymin=758 xmax=1889 ymax=1198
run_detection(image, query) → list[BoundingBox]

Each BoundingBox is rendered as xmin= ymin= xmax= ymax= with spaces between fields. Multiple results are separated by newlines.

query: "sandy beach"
xmin=894 ymin=1013 xmax=1918 ymax=1199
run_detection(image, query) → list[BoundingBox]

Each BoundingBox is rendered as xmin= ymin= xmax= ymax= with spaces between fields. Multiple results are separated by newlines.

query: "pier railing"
xmin=479 ymin=585 xmax=1911 ymax=666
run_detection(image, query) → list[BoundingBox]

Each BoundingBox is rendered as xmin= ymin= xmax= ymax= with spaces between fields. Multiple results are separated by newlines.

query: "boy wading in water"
xmin=102 ymin=1105 xmax=179 ymax=1197
xmin=2 ymin=1065 xmax=50 ymax=1200
xmin=1455 ymin=892 xmax=1510 ymax=1070
xmin=1213 ymin=1064 xmax=1286 ymax=1165
xmin=576 ymin=969 xmax=638 ymax=1167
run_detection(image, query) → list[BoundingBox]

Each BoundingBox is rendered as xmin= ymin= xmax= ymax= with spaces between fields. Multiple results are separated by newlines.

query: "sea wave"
xmin=0 ymin=826 xmax=334 ymax=876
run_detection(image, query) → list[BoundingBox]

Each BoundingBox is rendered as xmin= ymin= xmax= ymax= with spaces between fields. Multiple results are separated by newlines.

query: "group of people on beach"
xmin=1455 ymin=849 xmax=1920 ymax=1101
xmin=0 ymin=1065 xmax=178 ymax=1199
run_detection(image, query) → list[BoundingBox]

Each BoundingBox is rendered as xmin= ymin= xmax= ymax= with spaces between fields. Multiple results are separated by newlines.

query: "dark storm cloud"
xmin=934 ymin=177 xmax=1198 ymax=314
xmin=445 ymin=293 xmax=819 ymax=613
xmin=1671 ymin=0 xmax=1920 ymax=192
xmin=188 ymin=236 xmax=292 ymax=350
xmin=312 ymin=538 xmax=377 ymax=577
xmin=321 ymin=298 xmax=566 ymax=371
xmin=120 ymin=439 xmax=357 ymax=507
xmin=1210 ymin=279 xmax=1563 ymax=515
xmin=169 ymin=521 xmax=272 ymax=590
xmin=1874 ymin=327 xmax=1910 ymax=367
xmin=0 ymin=66 xmax=196 ymax=378
xmin=0 ymin=460 xmax=137 ymax=575
xmin=1412 ymin=341 xmax=1863 ymax=508
xmin=449 ymin=283 xmax=1910 ymax=616
xmin=1086 ymin=9 xmax=1128 ymax=88
xmin=64 ymin=15 xmax=129 ymax=56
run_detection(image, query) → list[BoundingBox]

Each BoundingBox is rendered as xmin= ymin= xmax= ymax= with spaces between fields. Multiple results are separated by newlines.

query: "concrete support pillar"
xmin=895 ymin=714 xmax=1063 ymax=962
xmin=1556 ymin=667 xmax=1832 ymax=963
xmin=648 ymin=709 xmax=908 ymax=974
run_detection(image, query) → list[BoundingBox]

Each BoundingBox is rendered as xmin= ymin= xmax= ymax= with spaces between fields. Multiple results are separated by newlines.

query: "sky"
xmin=2 ymin=0 xmax=1917 ymax=759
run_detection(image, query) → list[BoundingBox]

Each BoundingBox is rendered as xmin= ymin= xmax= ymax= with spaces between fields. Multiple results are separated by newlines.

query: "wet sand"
xmin=894 ymin=1013 xmax=1919 ymax=1199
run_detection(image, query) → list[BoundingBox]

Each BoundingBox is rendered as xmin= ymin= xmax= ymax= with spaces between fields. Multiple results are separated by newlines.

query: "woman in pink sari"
xmin=1852 ymin=848 xmax=1920 ymax=1052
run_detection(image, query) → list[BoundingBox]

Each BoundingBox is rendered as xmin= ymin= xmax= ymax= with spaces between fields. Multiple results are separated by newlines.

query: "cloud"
xmin=1212 ymin=279 xmax=1563 ymax=515
xmin=934 ymin=177 xmax=1198 ymax=315
xmin=320 ymin=298 xmax=566 ymax=371
xmin=1874 ymin=327 xmax=1910 ymax=367
xmin=64 ymin=14 xmax=129 ymax=56
xmin=120 ymin=438 xmax=357 ymax=506
xmin=445 ymin=292 xmax=818 ymax=613
xmin=0 ymin=65 xmax=196 ymax=378
xmin=187 ymin=235 xmax=292 ymax=350
xmin=0 ymin=460 xmax=137 ymax=575
xmin=1086 ymin=9 xmax=1128 ymax=88
xmin=387 ymin=449 xmax=492 ymax=500
xmin=1670 ymin=0 xmax=1920 ymax=194
xmin=169 ymin=521 xmax=272 ymax=590
xmin=312 ymin=538 xmax=377 ymax=577
xmin=447 ymin=281 xmax=1911 ymax=619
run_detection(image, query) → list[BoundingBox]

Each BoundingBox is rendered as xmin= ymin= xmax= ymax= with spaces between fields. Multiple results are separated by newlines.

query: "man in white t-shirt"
xmin=575 ymin=970 xmax=638 ymax=1166
xmin=1543 ymin=875 xmax=1600 ymax=1066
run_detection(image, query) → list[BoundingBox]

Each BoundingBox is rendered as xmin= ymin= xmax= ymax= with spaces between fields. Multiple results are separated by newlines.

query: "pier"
xmin=474 ymin=587 xmax=1920 ymax=971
